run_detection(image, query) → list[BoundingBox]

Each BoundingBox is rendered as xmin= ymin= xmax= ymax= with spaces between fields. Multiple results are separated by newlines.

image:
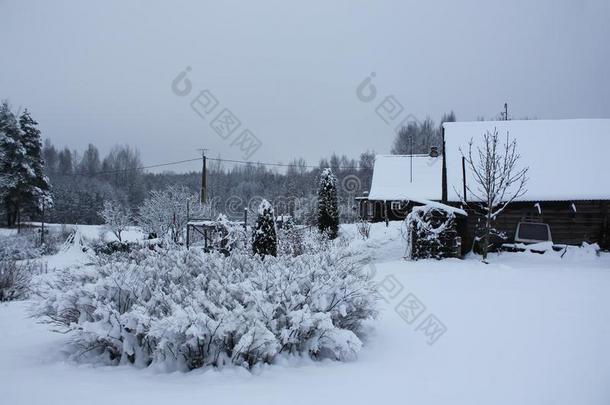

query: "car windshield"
xmin=517 ymin=223 xmax=550 ymax=241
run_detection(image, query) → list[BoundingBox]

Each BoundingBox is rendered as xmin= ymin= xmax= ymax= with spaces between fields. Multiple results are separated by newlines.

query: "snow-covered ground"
xmin=1 ymin=222 xmax=610 ymax=405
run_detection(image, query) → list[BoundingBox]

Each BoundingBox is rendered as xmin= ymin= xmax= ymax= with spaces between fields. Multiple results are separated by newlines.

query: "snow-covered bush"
xmin=0 ymin=259 xmax=43 ymax=301
xmin=356 ymin=220 xmax=371 ymax=240
xmin=91 ymin=239 xmax=134 ymax=256
xmin=34 ymin=241 xmax=377 ymax=370
xmin=278 ymin=226 xmax=333 ymax=257
xmin=278 ymin=225 xmax=304 ymax=257
xmin=0 ymin=232 xmax=41 ymax=261
xmin=40 ymin=226 xmax=72 ymax=256
xmin=208 ymin=214 xmax=246 ymax=254
xmin=405 ymin=205 xmax=461 ymax=260
xmin=0 ymin=233 xmax=44 ymax=301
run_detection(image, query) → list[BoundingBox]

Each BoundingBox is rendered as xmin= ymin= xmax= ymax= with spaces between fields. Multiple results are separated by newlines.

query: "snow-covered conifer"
xmin=19 ymin=109 xmax=52 ymax=213
xmin=0 ymin=101 xmax=30 ymax=227
xmin=317 ymin=168 xmax=339 ymax=239
xmin=252 ymin=199 xmax=277 ymax=257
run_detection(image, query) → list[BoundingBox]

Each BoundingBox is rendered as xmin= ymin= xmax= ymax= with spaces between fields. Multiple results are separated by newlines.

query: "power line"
xmin=206 ymin=156 xmax=358 ymax=170
xmin=50 ymin=157 xmax=203 ymax=177
xmin=51 ymin=155 xmax=362 ymax=177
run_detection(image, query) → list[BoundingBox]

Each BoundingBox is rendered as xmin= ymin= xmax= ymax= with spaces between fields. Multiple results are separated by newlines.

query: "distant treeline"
xmin=3 ymin=98 xmax=460 ymax=226
xmin=40 ymin=140 xmax=376 ymax=225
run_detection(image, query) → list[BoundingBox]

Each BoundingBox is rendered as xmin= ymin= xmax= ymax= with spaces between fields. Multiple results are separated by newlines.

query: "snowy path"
xmin=2 ymin=251 xmax=610 ymax=405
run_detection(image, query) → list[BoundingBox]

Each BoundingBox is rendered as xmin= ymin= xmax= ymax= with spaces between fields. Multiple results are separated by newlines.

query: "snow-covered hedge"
xmin=34 ymin=241 xmax=377 ymax=370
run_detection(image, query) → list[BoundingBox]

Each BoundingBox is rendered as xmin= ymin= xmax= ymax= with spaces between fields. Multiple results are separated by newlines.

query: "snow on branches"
xmin=138 ymin=185 xmax=212 ymax=242
xmin=0 ymin=102 xmax=52 ymax=227
xmin=458 ymin=128 xmax=528 ymax=260
xmin=99 ymin=200 xmax=131 ymax=242
xmin=34 ymin=241 xmax=378 ymax=370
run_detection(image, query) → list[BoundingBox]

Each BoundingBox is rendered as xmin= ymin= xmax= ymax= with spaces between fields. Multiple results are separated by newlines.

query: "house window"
xmin=391 ymin=201 xmax=406 ymax=212
xmin=367 ymin=202 xmax=374 ymax=217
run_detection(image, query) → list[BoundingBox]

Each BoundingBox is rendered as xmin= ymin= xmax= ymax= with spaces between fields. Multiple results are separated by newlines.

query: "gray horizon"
xmin=1 ymin=0 xmax=608 ymax=172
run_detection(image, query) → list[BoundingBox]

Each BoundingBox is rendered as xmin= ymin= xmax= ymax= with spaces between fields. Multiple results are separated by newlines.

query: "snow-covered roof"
xmin=367 ymin=154 xmax=442 ymax=202
xmin=443 ymin=119 xmax=610 ymax=202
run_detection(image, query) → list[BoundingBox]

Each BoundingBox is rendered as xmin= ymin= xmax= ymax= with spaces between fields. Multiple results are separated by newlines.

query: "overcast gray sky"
xmin=1 ymin=0 xmax=608 ymax=171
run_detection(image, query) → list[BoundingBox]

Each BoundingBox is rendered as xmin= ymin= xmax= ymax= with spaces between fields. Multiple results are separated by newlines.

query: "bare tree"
xmin=99 ymin=199 xmax=131 ymax=242
xmin=458 ymin=128 xmax=528 ymax=261
xmin=138 ymin=185 xmax=213 ymax=243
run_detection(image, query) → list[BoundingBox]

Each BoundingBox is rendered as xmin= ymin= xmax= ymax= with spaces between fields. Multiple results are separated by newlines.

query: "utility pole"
xmin=198 ymin=148 xmax=209 ymax=205
xmin=504 ymin=102 xmax=508 ymax=121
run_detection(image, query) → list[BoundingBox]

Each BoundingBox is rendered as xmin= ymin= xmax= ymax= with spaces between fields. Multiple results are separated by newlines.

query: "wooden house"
xmin=357 ymin=152 xmax=449 ymax=222
xmin=359 ymin=118 xmax=610 ymax=251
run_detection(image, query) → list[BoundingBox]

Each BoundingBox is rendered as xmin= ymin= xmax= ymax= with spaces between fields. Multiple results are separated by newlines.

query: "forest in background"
xmin=2 ymin=99 xmax=459 ymax=227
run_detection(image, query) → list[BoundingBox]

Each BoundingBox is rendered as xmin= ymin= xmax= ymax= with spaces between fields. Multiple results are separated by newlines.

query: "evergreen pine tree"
xmin=19 ymin=109 xmax=52 ymax=215
xmin=317 ymin=168 xmax=339 ymax=239
xmin=0 ymin=101 xmax=31 ymax=227
xmin=252 ymin=199 xmax=277 ymax=257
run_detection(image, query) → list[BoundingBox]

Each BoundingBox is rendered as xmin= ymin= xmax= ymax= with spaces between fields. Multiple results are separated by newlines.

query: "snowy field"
xmin=1 ymin=222 xmax=610 ymax=405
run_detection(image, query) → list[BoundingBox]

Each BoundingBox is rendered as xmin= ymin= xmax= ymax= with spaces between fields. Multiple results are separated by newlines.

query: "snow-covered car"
xmin=514 ymin=221 xmax=553 ymax=244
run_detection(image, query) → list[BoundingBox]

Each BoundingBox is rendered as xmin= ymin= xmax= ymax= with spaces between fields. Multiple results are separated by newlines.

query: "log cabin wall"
xmin=359 ymin=198 xmax=609 ymax=250
xmin=457 ymin=200 xmax=609 ymax=250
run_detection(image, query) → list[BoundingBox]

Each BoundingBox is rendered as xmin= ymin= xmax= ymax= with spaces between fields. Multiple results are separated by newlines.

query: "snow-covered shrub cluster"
xmin=277 ymin=226 xmax=333 ymax=257
xmin=0 ymin=259 xmax=42 ymax=301
xmin=405 ymin=205 xmax=461 ymax=260
xmin=0 ymin=232 xmax=41 ymax=261
xmin=0 ymin=233 xmax=44 ymax=301
xmin=34 ymin=241 xmax=377 ymax=370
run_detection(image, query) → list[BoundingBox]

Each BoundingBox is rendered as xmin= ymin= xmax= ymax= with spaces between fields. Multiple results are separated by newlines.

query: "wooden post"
xmin=462 ymin=156 xmax=467 ymax=203
xmin=186 ymin=224 xmax=190 ymax=249
xmin=441 ymin=126 xmax=448 ymax=203
xmin=384 ymin=201 xmax=389 ymax=227
xmin=40 ymin=202 xmax=45 ymax=246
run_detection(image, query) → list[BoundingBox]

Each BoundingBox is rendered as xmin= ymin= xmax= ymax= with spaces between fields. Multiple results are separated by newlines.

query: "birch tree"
xmin=458 ymin=128 xmax=528 ymax=261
